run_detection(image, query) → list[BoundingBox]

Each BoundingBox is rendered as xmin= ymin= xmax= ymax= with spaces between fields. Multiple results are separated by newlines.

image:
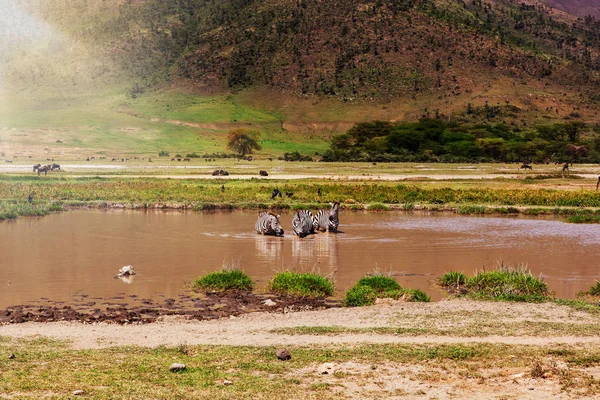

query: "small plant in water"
xmin=588 ymin=281 xmax=600 ymax=296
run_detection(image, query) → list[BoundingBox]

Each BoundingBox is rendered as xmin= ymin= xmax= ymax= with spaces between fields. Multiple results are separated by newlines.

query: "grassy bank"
xmin=2 ymin=176 xmax=600 ymax=218
xmin=2 ymin=337 xmax=600 ymax=398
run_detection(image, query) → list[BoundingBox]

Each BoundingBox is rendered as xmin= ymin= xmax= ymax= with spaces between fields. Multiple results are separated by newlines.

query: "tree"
xmin=227 ymin=129 xmax=261 ymax=157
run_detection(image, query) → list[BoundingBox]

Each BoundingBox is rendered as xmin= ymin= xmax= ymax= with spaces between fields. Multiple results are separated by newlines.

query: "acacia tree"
xmin=227 ymin=129 xmax=261 ymax=156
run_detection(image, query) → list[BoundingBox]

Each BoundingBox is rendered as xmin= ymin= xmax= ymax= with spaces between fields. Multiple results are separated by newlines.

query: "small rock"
xmin=223 ymin=379 xmax=233 ymax=385
xmin=262 ymin=299 xmax=277 ymax=307
xmin=169 ymin=363 xmax=186 ymax=372
xmin=511 ymin=372 xmax=525 ymax=379
xmin=276 ymin=349 xmax=291 ymax=361
xmin=8 ymin=353 xmax=15 ymax=359
xmin=72 ymin=390 xmax=85 ymax=396
xmin=318 ymin=363 xmax=335 ymax=375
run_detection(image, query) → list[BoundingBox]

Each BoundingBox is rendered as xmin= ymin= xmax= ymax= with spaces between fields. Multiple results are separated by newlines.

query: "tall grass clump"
xmin=588 ymin=281 xmax=600 ymax=296
xmin=344 ymin=275 xmax=430 ymax=306
xmin=193 ymin=268 xmax=253 ymax=292
xmin=268 ymin=271 xmax=334 ymax=298
xmin=438 ymin=262 xmax=548 ymax=302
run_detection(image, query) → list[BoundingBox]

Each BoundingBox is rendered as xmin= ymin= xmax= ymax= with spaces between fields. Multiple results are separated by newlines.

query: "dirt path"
xmin=2 ymin=299 xmax=599 ymax=349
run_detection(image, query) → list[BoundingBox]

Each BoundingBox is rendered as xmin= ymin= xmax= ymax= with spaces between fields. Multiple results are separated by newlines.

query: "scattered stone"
xmin=318 ymin=363 xmax=335 ymax=375
xmin=72 ymin=390 xmax=85 ymax=396
xmin=169 ymin=363 xmax=186 ymax=372
xmin=276 ymin=349 xmax=291 ymax=361
xmin=262 ymin=299 xmax=277 ymax=307
xmin=8 ymin=353 xmax=15 ymax=359
xmin=223 ymin=379 xmax=233 ymax=385
xmin=511 ymin=372 xmax=525 ymax=379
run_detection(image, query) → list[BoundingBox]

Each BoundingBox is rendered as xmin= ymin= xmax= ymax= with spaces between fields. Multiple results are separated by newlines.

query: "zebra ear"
xmin=276 ymin=214 xmax=281 ymax=219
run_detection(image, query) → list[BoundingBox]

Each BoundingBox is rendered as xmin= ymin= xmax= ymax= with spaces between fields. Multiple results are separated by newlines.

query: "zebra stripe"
xmin=292 ymin=210 xmax=314 ymax=237
xmin=255 ymin=212 xmax=284 ymax=236
xmin=313 ymin=202 xmax=340 ymax=233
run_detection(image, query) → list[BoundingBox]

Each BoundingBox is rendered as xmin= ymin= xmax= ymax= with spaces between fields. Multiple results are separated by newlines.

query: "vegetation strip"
xmin=3 ymin=177 xmax=600 ymax=221
xmin=2 ymin=338 xmax=600 ymax=398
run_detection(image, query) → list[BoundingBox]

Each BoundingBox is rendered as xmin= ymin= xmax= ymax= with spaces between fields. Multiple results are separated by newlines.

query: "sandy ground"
xmin=2 ymin=299 xmax=598 ymax=349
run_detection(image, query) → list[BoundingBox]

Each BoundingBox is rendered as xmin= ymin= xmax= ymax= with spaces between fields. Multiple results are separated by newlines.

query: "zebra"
xmin=33 ymin=164 xmax=41 ymax=172
xmin=255 ymin=212 xmax=284 ymax=236
xmin=313 ymin=202 xmax=340 ymax=233
xmin=292 ymin=210 xmax=314 ymax=238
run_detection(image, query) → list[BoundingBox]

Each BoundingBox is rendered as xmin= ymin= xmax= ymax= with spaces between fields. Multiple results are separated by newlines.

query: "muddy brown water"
xmin=0 ymin=210 xmax=599 ymax=308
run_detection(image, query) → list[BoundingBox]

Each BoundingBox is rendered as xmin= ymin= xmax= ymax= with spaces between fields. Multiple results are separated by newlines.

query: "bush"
xmin=192 ymin=269 xmax=253 ymax=292
xmin=343 ymin=285 xmax=378 ymax=307
xmin=344 ymin=275 xmax=430 ymax=306
xmin=283 ymin=151 xmax=312 ymax=162
xmin=158 ymin=150 xmax=169 ymax=157
xmin=355 ymin=276 xmax=401 ymax=294
xmin=268 ymin=271 xmax=334 ymax=298
xmin=439 ymin=271 xmax=467 ymax=287
xmin=438 ymin=262 xmax=549 ymax=302
xmin=589 ymin=281 xmax=600 ymax=296
xmin=186 ymin=153 xmax=200 ymax=158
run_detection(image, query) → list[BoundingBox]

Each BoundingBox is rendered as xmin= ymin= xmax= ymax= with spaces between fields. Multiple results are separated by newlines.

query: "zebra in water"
xmin=255 ymin=212 xmax=284 ymax=236
xmin=313 ymin=202 xmax=340 ymax=233
xmin=292 ymin=210 xmax=314 ymax=238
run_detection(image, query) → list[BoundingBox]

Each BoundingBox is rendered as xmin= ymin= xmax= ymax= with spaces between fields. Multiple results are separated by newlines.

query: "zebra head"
xmin=269 ymin=214 xmax=284 ymax=236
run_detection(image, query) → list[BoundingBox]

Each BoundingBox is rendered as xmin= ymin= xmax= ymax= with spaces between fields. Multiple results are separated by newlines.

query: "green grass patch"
xmin=439 ymin=262 xmax=549 ymax=302
xmin=590 ymin=281 xmax=600 ymax=296
xmin=192 ymin=269 xmax=254 ymax=292
xmin=344 ymin=275 xmax=430 ymax=306
xmin=268 ymin=271 xmax=334 ymax=299
xmin=366 ymin=203 xmax=390 ymax=211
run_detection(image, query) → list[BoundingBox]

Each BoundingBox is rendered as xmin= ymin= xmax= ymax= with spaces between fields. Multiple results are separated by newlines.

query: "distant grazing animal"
xmin=212 ymin=169 xmax=229 ymax=176
xmin=271 ymin=189 xmax=282 ymax=199
xmin=317 ymin=188 xmax=322 ymax=196
xmin=4 ymin=160 xmax=12 ymax=163
xmin=221 ymin=185 xmax=225 ymax=192
xmin=597 ymin=176 xmax=600 ymax=192
xmin=255 ymin=212 xmax=284 ymax=236
xmin=519 ymin=163 xmax=532 ymax=170
xmin=33 ymin=164 xmax=41 ymax=172
xmin=37 ymin=165 xmax=51 ymax=176
xmin=148 ymin=158 xmax=153 ymax=162
xmin=562 ymin=162 xmax=569 ymax=172
xmin=285 ymin=192 xmax=294 ymax=198
xmin=259 ymin=170 xmax=268 ymax=176
xmin=27 ymin=195 xmax=33 ymax=203
xmin=313 ymin=202 xmax=340 ymax=233
xmin=183 ymin=158 xmax=190 ymax=162
xmin=51 ymin=163 xmax=60 ymax=171
xmin=86 ymin=157 xmax=90 ymax=161
xmin=292 ymin=210 xmax=315 ymax=238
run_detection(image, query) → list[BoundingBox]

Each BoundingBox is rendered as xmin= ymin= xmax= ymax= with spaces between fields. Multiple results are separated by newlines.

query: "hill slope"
xmin=541 ymin=0 xmax=600 ymax=18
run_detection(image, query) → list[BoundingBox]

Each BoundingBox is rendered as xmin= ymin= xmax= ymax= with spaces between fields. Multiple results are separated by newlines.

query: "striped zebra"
xmin=292 ymin=210 xmax=314 ymax=238
xmin=255 ymin=212 xmax=284 ymax=236
xmin=313 ymin=202 xmax=340 ymax=233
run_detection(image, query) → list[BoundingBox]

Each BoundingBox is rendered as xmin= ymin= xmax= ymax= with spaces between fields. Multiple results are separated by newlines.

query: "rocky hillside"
xmin=7 ymin=0 xmax=600 ymax=123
